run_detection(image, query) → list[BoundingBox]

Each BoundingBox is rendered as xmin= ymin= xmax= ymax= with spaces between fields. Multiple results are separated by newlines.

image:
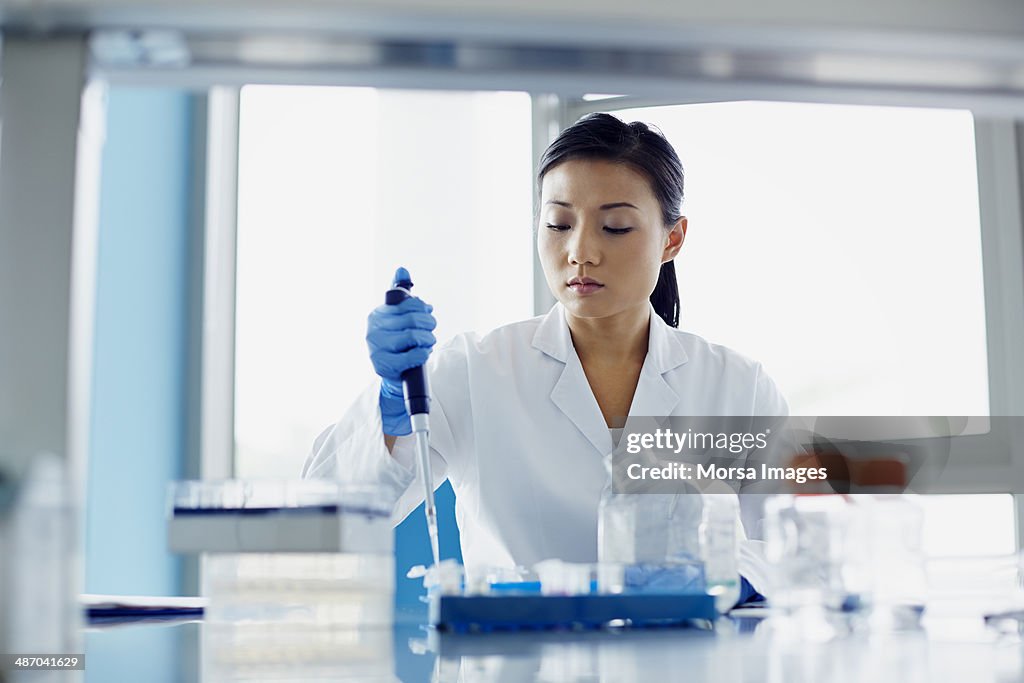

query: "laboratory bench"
xmin=80 ymin=603 xmax=1024 ymax=682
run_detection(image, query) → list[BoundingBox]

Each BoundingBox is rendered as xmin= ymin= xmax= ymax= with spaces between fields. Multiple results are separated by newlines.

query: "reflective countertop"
xmin=83 ymin=603 xmax=1024 ymax=682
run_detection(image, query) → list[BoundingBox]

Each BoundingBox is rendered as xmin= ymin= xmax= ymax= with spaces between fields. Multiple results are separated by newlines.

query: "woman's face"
xmin=538 ymin=158 xmax=685 ymax=323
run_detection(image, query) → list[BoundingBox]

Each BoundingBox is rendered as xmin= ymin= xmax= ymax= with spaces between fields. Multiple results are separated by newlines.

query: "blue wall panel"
xmin=84 ymin=88 xmax=192 ymax=596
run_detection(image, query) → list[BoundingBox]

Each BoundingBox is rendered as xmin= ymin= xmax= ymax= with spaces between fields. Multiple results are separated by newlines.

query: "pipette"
xmin=386 ymin=268 xmax=440 ymax=566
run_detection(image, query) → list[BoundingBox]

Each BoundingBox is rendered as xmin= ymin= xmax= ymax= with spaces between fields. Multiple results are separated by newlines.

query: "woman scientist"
xmin=302 ymin=112 xmax=787 ymax=603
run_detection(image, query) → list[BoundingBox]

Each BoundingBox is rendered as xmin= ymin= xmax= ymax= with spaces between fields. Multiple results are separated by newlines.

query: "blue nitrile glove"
xmin=367 ymin=269 xmax=437 ymax=436
xmin=736 ymin=576 xmax=766 ymax=606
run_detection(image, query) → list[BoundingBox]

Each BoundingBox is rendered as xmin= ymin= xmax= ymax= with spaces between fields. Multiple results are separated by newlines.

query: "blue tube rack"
xmin=431 ymin=592 xmax=718 ymax=632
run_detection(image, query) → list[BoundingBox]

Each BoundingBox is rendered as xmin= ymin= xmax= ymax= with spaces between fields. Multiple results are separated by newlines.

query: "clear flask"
xmin=854 ymin=493 xmax=925 ymax=627
xmin=848 ymin=458 xmax=926 ymax=628
xmin=6 ymin=453 xmax=79 ymax=655
xmin=597 ymin=481 xmax=706 ymax=594
xmin=701 ymin=494 xmax=741 ymax=612
xmin=764 ymin=494 xmax=855 ymax=612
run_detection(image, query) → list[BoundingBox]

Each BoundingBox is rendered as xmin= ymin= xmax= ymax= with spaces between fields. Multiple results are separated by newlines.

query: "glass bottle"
xmin=701 ymin=493 xmax=741 ymax=612
xmin=598 ymin=479 xmax=706 ymax=594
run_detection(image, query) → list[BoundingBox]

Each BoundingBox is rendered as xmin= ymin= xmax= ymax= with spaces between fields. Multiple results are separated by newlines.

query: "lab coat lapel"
xmin=627 ymin=305 xmax=689 ymax=420
xmin=533 ymin=304 xmax=614 ymax=456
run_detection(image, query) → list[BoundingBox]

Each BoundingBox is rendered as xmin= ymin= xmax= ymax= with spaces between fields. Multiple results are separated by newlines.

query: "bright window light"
xmin=920 ymin=494 xmax=1015 ymax=557
xmin=610 ymin=100 xmax=1003 ymax=555
xmin=613 ymin=101 xmax=988 ymax=417
xmin=234 ymin=86 xmax=534 ymax=477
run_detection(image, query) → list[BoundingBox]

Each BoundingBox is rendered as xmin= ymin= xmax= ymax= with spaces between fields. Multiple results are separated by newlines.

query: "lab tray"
xmin=431 ymin=592 xmax=718 ymax=632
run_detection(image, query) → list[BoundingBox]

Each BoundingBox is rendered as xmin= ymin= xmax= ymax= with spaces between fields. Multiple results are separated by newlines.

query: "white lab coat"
xmin=303 ymin=302 xmax=788 ymax=594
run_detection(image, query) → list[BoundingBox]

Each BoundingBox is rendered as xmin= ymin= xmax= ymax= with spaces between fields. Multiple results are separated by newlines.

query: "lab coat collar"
xmin=533 ymin=302 xmax=689 ymax=456
xmin=531 ymin=302 xmax=689 ymax=373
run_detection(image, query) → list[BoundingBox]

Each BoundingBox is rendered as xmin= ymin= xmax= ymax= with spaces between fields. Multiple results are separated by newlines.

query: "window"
xmin=233 ymin=92 xmax=1016 ymax=555
xmin=234 ymin=86 xmax=533 ymax=477
xmin=610 ymin=101 xmax=988 ymax=417
xmin=597 ymin=100 xmax=1007 ymax=555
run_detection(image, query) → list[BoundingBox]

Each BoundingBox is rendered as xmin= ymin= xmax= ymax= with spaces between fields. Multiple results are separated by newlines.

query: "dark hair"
xmin=536 ymin=112 xmax=683 ymax=327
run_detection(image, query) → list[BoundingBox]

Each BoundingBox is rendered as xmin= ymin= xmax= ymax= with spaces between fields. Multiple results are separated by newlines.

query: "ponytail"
xmin=650 ymin=261 xmax=680 ymax=328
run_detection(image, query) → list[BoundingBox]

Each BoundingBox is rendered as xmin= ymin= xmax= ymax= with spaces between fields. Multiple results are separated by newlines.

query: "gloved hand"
xmin=367 ymin=268 xmax=437 ymax=436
